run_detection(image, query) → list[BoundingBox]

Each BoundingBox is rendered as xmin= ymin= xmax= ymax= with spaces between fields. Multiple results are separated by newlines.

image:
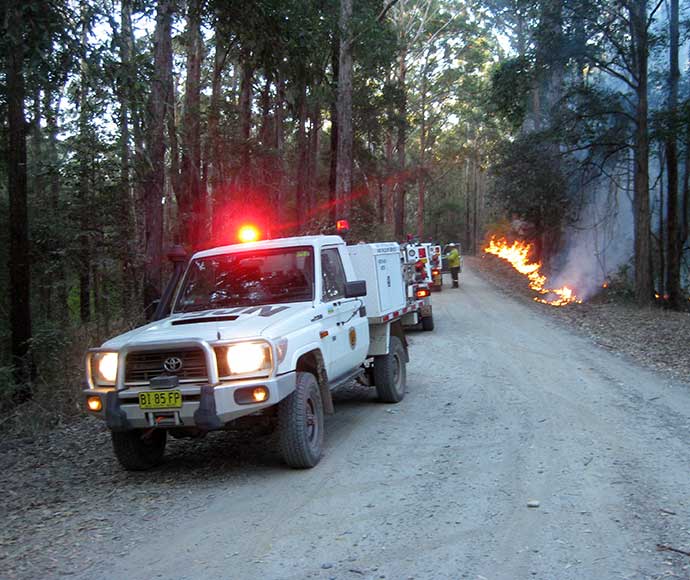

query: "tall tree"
xmin=179 ymin=0 xmax=203 ymax=248
xmin=77 ymin=4 xmax=92 ymax=323
xmin=5 ymin=0 xmax=34 ymax=392
xmin=116 ymin=0 xmax=137 ymax=309
xmin=141 ymin=0 xmax=174 ymax=311
xmin=335 ymin=0 xmax=354 ymax=221
xmin=629 ymin=0 xmax=653 ymax=306
xmin=664 ymin=0 xmax=681 ymax=309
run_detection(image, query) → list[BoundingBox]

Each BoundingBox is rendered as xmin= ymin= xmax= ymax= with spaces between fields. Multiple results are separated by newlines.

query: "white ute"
xmin=83 ymin=235 xmax=410 ymax=470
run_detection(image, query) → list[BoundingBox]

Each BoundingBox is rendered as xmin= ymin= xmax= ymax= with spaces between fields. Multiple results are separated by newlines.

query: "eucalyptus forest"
xmin=1 ymin=0 xmax=689 ymax=411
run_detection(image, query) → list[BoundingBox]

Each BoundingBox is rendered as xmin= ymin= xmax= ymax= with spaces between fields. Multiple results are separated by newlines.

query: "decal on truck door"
xmin=349 ymin=327 xmax=357 ymax=349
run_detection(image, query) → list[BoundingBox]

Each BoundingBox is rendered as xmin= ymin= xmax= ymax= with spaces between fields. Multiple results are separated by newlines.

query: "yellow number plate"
xmin=138 ymin=390 xmax=182 ymax=410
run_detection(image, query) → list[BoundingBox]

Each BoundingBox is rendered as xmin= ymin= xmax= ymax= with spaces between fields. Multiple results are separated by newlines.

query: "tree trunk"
xmin=329 ymin=30 xmax=339 ymax=225
xmin=208 ymin=22 xmax=228 ymax=241
xmin=117 ymin=0 xmax=137 ymax=312
xmin=124 ymin=0 xmax=145 ymax=297
xmin=464 ymin=157 xmax=471 ymax=250
xmin=142 ymin=0 xmax=173 ymax=313
xmin=78 ymin=7 xmax=92 ymax=323
xmin=179 ymin=0 xmax=203 ymax=249
xmin=680 ymin=54 xmax=690 ymax=247
xmin=658 ymin=157 xmax=665 ymax=295
xmin=274 ymin=73 xmax=287 ymax=214
xmin=417 ymin=55 xmax=428 ymax=238
xmin=295 ymin=80 xmax=309 ymax=232
xmin=30 ymin=92 xmax=50 ymax=323
xmin=6 ymin=0 xmax=34 ymax=392
xmin=395 ymin=48 xmax=407 ymax=238
xmin=335 ymin=0 xmax=353 ymax=221
xmin=44 ymin=89 xmax=68 ymax=324
xmin=630 ymin=0 xmax=654 ymax=306
xmin=472 ymin=159 xmax=481 ymax=256
xmin=238 ymin=55 xmax=254 ymax=192
xmin=308 ymin=102 xmax=321 ymax=215
xmin=664 ymin=0 xmax=681 ymax=309
xmin=384 ymin=129 xmax=394 ymax=228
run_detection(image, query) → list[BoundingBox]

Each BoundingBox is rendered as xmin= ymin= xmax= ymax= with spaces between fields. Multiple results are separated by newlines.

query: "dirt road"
xmin=6 ymin=265 xmax=690 ymax=579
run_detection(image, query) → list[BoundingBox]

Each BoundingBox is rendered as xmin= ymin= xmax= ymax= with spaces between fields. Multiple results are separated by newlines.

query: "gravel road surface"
xmin=7 ymin=265 xmax=690 ymax=579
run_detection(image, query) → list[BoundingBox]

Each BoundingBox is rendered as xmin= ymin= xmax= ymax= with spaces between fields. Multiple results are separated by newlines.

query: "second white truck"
xmin=83 ymin=235 xmax=410 ymax=470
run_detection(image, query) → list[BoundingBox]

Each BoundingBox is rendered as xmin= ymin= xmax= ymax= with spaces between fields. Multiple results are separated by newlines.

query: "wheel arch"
xmin=295 ymin=349 xmax=334 ymax=415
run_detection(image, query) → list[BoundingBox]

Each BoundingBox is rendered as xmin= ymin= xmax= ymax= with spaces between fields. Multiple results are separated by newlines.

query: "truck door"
xmin=320 ymin=247 xmax=365 ymax=381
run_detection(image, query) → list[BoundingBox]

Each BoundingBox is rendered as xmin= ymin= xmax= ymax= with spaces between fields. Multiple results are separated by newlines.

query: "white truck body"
xmin=83 ymin=235 xmax=409 ymax=469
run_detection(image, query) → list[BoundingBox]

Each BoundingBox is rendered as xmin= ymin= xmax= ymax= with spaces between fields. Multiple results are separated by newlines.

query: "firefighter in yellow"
xmin=446 ymin=243 xmax=461 ymax=288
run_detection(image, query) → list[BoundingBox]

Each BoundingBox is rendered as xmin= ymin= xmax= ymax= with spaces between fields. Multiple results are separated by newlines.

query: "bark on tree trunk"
xmin=395 ymin=48 xmax=407 ymax=239
xmin=118 ymin=0 xmax=137 ymax=312
xmin=308 ymin=102 xmax=321 ymax=216
xmin=142 ymin=0 xmax=173 ymax=313
xmin=238 ymin=55 xmax=254 ymax=193
xmin=464 ymin=158 xmax=471 ymax=250
xmin=78 ymin=7 xmax=92 ymax=324
xmin=259 ymin=75 xmax=272 ymax=201
xmin=124 ymin=1 xmax=145 ymax=299
xmin=6 ymin=0 xmax=34 ymax=392
xmin=274 ymin=74 xmax=287 ymax=216
xmin=335 ymin=0 xmax=353 ymax=221
xmin=329 ymin=30 xmax=339 ymax=225
xmin=664 ymin=0 xmax=681 ymax=309
xmin=658 ymin=157 xmax=665 ymax=294
xmin=208 ymin=22 xmax=228 ymax=241
xmin=296 ymin=80 xmax=309 ymax=232
xmin=384 ymin=129 xmax=394 ymax=228
xmin=30 ymin=92 xmax=49 ymax=322
xmin=44 ymin=89 xmax=68 ymax=324
xmin=417 ymin=55 xmax=428 ymax=239
xmin=179 ymin=0 xmax=203 ymax=249
xmin=631 ymin=0 xmax=654 ymax=306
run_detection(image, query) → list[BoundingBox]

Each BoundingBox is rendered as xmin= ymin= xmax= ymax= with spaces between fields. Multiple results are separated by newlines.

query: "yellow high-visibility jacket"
xmin=446 ymin=248 xmax=460 ymax=268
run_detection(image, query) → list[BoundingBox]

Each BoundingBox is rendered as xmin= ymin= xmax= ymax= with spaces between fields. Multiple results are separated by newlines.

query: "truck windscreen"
xmin=174 ymin=247 xmax=314 ymax=312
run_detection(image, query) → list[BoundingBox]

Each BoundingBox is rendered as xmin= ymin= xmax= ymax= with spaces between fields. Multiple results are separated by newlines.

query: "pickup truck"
xmin=83 ymin=235 xmax=410 ymax=470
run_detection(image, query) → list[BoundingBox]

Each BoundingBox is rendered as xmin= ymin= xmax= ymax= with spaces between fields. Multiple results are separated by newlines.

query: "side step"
xmin=329 ymin=368 xmax=366 ymax=391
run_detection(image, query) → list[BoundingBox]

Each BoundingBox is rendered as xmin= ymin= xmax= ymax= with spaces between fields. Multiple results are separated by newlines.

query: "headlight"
xmin=224 ymin=342 xmax=272 ymax=376
xmin=93 ymin=352 xmax=118 ymax=385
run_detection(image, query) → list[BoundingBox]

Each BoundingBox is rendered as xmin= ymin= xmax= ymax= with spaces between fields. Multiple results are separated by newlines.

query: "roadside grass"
xmin=0 ymin=318 xmax=140 ymax=437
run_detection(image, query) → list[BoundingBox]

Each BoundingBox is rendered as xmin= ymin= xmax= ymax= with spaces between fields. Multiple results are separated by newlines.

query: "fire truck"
xmin=400 ymin=243 xmax=435 ymax=331
xmin=83 ymin=228 xmax=413 ymax=471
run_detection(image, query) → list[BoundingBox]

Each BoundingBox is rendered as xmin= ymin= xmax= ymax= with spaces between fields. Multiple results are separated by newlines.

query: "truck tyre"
xmin=421 ymin=314 xmax=435 ymax=331
xmin=373 ymin=336 xmax=406 ymax=403
xmin=111 ymin=429 xmax=167 ymax=471
xmin=278 ymin=372 xmax=324 ymax=468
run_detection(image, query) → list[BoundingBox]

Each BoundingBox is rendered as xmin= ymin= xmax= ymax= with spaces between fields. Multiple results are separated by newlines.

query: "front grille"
xmin=124 ymin=349 xmax=208 ymax=384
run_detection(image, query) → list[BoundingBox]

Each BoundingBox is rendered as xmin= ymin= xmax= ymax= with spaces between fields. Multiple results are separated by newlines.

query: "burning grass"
xmin=483 ymin=236 xmax=582 ymax=307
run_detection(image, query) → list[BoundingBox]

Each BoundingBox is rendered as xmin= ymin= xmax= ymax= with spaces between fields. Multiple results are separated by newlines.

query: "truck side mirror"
xmin=345 ymin=280 xmax=367 ymax=298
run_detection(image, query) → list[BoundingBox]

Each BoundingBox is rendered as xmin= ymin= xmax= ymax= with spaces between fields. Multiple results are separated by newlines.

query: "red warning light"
xmin=238 ymin=225 xmax=260 ymax=243
xmin=336 ymin=219 xmax=350 ymax=233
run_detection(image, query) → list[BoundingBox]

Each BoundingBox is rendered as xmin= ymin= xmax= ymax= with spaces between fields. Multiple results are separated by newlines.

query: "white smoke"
xmin=550 ymin=154 xmax=635 ymax=300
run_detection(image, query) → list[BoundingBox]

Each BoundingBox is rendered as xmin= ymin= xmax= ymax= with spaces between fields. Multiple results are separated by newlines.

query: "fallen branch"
xmin=657 ymin=544 xmax=690 ymax=557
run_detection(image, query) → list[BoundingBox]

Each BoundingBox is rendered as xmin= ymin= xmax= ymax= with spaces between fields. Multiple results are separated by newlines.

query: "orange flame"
xmin=483 ymin=236 xmax=582 ymax=307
